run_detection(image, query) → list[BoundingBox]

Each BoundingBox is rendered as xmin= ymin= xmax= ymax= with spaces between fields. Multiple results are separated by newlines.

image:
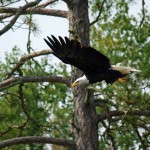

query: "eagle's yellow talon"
xmin=118 ymin=77 xmax=126 ymax=83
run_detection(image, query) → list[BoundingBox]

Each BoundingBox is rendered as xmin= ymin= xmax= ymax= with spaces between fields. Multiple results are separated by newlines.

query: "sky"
xmin=0 ymin=1 xmax=68 ymax=61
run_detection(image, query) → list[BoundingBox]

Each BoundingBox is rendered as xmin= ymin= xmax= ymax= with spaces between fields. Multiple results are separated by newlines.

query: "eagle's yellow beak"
xmin=71 ymin=82 xmax=78 ymax=87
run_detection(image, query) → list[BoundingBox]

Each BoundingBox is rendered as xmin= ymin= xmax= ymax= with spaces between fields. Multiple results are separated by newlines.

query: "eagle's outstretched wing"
xmin=44 ymin=35 xmax=111 ymax=75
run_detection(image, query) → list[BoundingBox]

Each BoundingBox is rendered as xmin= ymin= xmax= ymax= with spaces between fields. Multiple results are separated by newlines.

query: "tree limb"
xmin=0 ymin=13 xmax=14 ymax=20
xmin=0 ymin=0 xmax=20 ymax=7
xmin=0 ymin=119 xmax=28 ymax=137
xmin=0 ymin=0 xmax=42 ymax=36
xmin=62 ymin=0 xmax=72 ymax=6
xmin=0 ymin=136 xmax=76 ymax=149
xmin=90 ymin=0 xmax=106 ymax=26
xmin=38 ymin=0 xmax=58 ymax=8
xmin=139 ymin=0 xmax=145 ymax=28
xmin=98 ymin=110 xmax=150 ymax=122
xmin=18 ymin=74 xmax=40 ymax=127
xmin=6 ymin=49 xmax=52 ymax=79
xmin=0 ymin=76 xmax=71 ymax=91
xmin=132 ymin=124 xmax=147 ymax=150
xmin=0 ymin=7 xmax=68 ymax=18
xmin=94 ymin=99 xmax=109 ymax=106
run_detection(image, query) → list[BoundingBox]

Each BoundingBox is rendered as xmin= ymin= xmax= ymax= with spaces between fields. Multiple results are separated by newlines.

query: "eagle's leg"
xmin=84 ymin=88 xmax=90 ymax=105
xmin=118 ymin=77 xmax=127 ymax=83
xmin=84 ymin=85 xmax=94 ymax=105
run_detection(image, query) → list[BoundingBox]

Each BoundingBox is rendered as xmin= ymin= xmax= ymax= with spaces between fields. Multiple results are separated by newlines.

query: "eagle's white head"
xmin=72 ymin=75 xmax=89 ymax=87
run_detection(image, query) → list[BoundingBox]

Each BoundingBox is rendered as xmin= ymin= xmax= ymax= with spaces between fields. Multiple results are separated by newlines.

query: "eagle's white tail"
xmin=111 ymin=63 xmax=141 ymax=75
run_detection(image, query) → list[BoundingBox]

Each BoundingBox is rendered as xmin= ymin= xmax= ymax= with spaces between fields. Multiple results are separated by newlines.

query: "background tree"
xmin=0 ymin=0 xmax=150 ymax=150
xmin=90 ymin=1 xmax=150 ymax=149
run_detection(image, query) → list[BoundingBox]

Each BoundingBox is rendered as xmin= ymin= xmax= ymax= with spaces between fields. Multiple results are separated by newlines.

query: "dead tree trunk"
xmin=67 ymin=0 xmax=99 ymax=150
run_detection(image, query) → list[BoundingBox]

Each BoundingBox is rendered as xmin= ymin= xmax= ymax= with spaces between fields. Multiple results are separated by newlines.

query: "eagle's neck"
xmin=78 ymin=75 xmax=89 ymax=85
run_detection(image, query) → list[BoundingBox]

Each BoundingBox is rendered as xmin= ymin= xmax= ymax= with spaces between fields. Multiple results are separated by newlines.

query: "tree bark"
xmin=67 ymin=0 xmax=98 ymax=150
xmin=0 ymin=136 xmax=76 ymax=149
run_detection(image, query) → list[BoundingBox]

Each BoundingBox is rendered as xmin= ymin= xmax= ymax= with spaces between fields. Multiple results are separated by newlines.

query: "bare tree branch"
xmin=0 ymin=0 xmax=42 ymax=36
xmin=132 ymin=124 xmax=147 ymax=150
xmin=0 ymin=49 xmax=71 ymax=91
xmin=90 ymin=0 xmax=106 ymax=26
xmin=18 ymin=73 xmax=40 ymax=127
xmin=94 ymin=99 xmax=109 ymax=106
xmin=62 ymin=0 xmax=72 ymax=6
xmin=0 ymin=0 xmax=20 ymax=7
xmin=0 ymin=7 xmax=68 ymax=18
xmin=0 ymin=136 xmax=76 ymax=149
xmin=0 ymin=76 xmax=71 ymax=91
xmin=0 ymin=13 xmax=13 ymax=20
xmin=0 ymin=119 xmax=28 ymax=137
xmin=0 ymin=127 xmax=13 ymax=137
xmin=98 ymin=110 xmax=150 ymax=122
xmin=139 ymin=0 xmax=145 ymax=28
xmin=6 ymin=49 xmax=52 ymax=79
xmin=38 ymin=0 xmax=58 ymax=8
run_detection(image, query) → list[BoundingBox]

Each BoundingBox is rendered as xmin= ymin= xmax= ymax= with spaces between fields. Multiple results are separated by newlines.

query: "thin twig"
xmin=132 ymin=124 xmax=147 ymax=150
xmin=0 ymin=0 xmax=20 ymax=7
xmin=38 ymin=0 xmax=58 ymax=8
xmin=6 ymin=49 xmax=52 ymax=79
xmin=0 ymin=0 xmax=42 ymax=36
xmin=90 ymin=0 xmax=106 ymax=26
xmin=17 ymin=69 xmax=40 ymax=127
xmin=139 ymin=0 xmax=145 ymax=28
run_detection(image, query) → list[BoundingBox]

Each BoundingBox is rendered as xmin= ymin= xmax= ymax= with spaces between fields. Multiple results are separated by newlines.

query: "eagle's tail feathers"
xmin=111 ymin=64 xmax=141 ymax=75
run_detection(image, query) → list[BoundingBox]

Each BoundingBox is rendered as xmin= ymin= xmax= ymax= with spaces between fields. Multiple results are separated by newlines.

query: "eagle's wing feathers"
xmin=44 ymin=35 xmax=111 ymax=75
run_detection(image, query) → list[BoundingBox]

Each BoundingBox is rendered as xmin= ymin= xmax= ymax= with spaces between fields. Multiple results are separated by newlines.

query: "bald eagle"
xmin=44 ymin=35 xmax=141 ymax=87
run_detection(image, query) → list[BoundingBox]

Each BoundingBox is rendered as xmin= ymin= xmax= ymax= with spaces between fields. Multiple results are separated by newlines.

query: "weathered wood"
xmin=68 ymin=0 xmax=99 ymax=150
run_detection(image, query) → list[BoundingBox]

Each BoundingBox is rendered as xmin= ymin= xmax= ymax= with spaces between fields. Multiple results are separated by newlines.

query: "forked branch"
xmin=0 ymin=0 xmax=42 ymax=35
xmin=6 ymin=49 xmax=52 ymax=79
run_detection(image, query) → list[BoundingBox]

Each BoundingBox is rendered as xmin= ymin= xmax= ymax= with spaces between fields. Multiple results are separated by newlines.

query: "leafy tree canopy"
xmin=90 ymin=0 xmax=150 ymax=149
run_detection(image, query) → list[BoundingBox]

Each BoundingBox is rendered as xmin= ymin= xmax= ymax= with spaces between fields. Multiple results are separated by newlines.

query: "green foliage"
xmin=21 ymin=15 xmax=41 ymax=36
xmin=0 ymin=46 xmax=73 ymax=149
xmin=90 ymin=0 xmax=150 ymax=149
